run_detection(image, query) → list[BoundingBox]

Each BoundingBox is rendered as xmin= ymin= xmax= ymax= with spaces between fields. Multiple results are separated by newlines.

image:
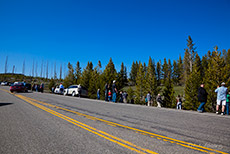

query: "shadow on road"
xmin=0 ymin=103 xmax=13 ymax=107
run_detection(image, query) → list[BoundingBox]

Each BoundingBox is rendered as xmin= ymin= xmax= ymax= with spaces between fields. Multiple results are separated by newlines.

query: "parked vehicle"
xmin=64 ymin=85 xmax=88 ymax=97
xmin=54 ymin=86 xmax=64 ymax=94
xmin=24 ymin=83 xmax=31 ymax=91
xmin=10 ymin=84 xmax=26 ymax=93
xmin=1 ymin=82 xmax=8 ymax=86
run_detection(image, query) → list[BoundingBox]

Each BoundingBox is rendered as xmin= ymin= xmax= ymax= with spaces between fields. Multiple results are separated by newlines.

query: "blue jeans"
xmin=197 ymin=102 xmax=206 ymax=112
xmin=113 ymin=93 xmax=116 ymax=102
xmin=226 ymin=102 xmax=229 ymax=115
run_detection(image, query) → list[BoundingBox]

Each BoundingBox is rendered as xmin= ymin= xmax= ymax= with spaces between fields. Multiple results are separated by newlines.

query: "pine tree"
xmin=172 ymin=60 xmax=178 ymax=85
xmin=224 ymin=49 xmax=230 ymax=86
xmin=172 ymin=55 xmax=183 ymax=85
xmin=135 ymin=62 xmax=146 ymax=104
xmin=130 ymin=61 xmax=138 ymax=85
xmin=201 ymin=55 xmax=208 ymax=81
xmin=88 ymin=63 xmax=101 ymax=99
xmin=117 ymin=62 xmax=128 ymax=90
xmin=102 ymin=58 xmax=117 ymax=86
xmin=81 ymin=62 xmax=93 ymax=90
xmin=75 ymin=61 xmax=81 ymax=84
xmin=127 ymin=87 xmax=135 ymax=103
xmin=48 ymin=78 xmax=56 ymax=91
xmin=146 ymin=57 xmax=160 ymax=103
xmin=177 ymin=55 xmax=183 ymax=85
xmin=184 ymin=54 xmax=202 ymax=110
xmin=162 ymin=77 xmax=175 ymax=108
xmin=63 ymin=62 xmax=75 ymax=88
xmin=156 ymin=60 xmax=162 ymax=86
xmin=203 ymin=46 xmax=228 ymax=112
xmin=162 ymin=58 xmax=168 ymax=85
xmin=183 ymin=36 xmax=197 ymax=80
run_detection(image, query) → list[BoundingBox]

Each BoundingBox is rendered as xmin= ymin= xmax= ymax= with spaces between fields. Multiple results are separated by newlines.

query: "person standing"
xmin=97 ymin=89 xmax=100 ymax=100
xmin=147 ymin=92 xmax=151 ymax=106
xmin=119 ymin=91 xmax=123 ymax=103
xmin=215 ymin=82 xmax=228 ymax=115
xmin=52 ymin=86 xmax=55 ymax=93
xmin=226 ymin=92 xmax=230 ymax=115
xmin=197 ymin=84 xmax=208 ymax=113
xmin=112 ymin=80 xmax=117 ymax=103
xmin=60 ymin=83 xmax=64 ymax=94
xmin=156 ymin=94 xmax=162 ymax=107
xmin=176 ymin=95 xmax=182 ymax=110
xmin=108 ymin=90 xmax=112 ymax=102
xmin=40 ymin=83 xmax=44 ymax=93
xmin=104 ymin=83 xmax=108 ymax=101
xmin=123 ymin=91 xmax=128 ymax=103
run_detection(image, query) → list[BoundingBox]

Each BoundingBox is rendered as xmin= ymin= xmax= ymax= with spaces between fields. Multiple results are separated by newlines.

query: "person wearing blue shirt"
xmin=60 ymin=83 xmax=64 ymax=93
xmin=215 ymin=82 xmax=228 ymax=115
xmin=112 ymin=80 xmax=117 ymax=103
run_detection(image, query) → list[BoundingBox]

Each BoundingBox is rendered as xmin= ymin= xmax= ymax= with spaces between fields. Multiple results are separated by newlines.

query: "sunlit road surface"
xmin=0 ymin=86 xmax=229 ymax=154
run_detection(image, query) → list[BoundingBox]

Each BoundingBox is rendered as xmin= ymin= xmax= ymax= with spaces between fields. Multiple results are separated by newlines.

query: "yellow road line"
xmin=16 ymin=94 xmax=157 ymax=154
xmin=23 ymin=95 xmax=228 ymax=154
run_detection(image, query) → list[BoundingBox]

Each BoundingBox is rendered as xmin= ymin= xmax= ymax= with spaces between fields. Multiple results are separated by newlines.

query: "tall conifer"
xmin=184 ymin=54 xmax=202 ymax=110
xmin=146 ymin=57 xmax=160 ymax=104
xmin=63 ymin=62 xmax=75 ymax=88
xmin=135 ymin=62 xmax=146 ymax=104
xmin=156 ymin=61 xmax=162 ymax=86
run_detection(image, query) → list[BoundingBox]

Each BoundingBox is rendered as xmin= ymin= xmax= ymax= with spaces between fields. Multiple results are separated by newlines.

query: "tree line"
xmin=51 ymin=36 xmax=230 ymax=112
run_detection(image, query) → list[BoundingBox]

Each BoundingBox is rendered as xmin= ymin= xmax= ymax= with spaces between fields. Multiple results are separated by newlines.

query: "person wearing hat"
xmin=112 ymin=80 xmax=117 ymax=102
xmin=215 ymin=82 xmax=228 ymax=115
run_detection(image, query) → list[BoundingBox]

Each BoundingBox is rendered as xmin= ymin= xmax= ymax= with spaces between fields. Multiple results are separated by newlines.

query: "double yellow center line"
xmin=16 ymin=94 xmax=157 ymax=154
xmin=22 ymin=95 xmax=227 ymax=154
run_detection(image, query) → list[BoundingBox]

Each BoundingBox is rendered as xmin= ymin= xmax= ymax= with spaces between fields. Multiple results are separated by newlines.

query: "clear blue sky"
xmin=0 ymin=0 xmax=229 ymax=78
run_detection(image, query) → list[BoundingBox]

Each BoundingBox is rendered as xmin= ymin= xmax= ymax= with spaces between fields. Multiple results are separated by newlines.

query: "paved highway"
xmin=0 ymin=86 xmax=229 ymax=154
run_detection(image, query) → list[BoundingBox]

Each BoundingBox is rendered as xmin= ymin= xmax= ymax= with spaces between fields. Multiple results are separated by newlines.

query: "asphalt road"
xmin=0 ymin=86 xmax=229 ymax=154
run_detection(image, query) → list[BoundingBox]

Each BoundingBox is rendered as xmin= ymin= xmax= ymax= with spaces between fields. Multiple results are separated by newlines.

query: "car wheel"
xmin=72 ymin=92 xmax=76 ymax=97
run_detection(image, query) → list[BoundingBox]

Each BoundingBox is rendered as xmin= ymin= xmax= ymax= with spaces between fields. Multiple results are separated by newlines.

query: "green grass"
xmin=122 ymin=85 xmax=185 ymax=97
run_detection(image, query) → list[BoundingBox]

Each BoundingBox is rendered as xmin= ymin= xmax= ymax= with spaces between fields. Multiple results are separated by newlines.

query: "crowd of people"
xmin=101 ymin=80 xmax=229 ymax=116
xmin=102 ymin=80 xmax=128 ymax=103
xmin=32 ymin=83 xmax=44 ymax=93
xmin=30 ymin=79 xmax=229 ymax=116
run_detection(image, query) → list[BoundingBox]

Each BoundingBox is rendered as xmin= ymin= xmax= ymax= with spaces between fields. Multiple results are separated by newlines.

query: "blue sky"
xmin=0 ymin=0 xmax=230 ymax=78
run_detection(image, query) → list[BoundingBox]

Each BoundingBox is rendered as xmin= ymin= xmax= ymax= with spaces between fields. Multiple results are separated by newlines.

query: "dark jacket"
xmin=198 ymin=87 xmax=208 ymax=102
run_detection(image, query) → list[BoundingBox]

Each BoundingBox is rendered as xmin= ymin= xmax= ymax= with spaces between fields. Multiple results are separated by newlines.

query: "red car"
xmin=10 ymin=84 xmax=26 ymax=93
